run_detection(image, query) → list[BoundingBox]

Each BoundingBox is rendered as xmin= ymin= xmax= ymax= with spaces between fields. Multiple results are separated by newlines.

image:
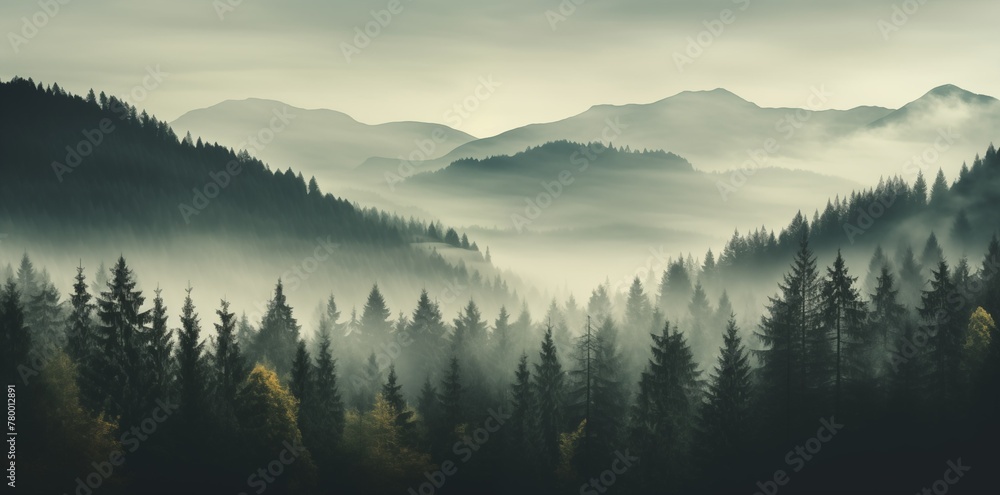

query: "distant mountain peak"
xmin=921 ymin=84 xmax=996 ymax=104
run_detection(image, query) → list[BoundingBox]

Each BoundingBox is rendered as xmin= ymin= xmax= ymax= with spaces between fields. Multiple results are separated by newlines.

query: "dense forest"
xmin=2 ymin=77 xmax=1000 ymax=494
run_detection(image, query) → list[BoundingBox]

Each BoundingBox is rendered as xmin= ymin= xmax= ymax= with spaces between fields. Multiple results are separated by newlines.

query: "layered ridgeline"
xmin=0 ymin=77 xmax=522 ymax=323
xmin=173 ymin=84 xmax=998 ymax=190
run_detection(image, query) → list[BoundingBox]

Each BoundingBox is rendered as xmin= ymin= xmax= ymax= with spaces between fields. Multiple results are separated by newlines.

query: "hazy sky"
xmin=3 ymin=0 xmax=998 ymax=137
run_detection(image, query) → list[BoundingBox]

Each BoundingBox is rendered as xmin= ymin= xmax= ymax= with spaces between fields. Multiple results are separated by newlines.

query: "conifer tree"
xmin=820 ymin=251 xmax=868 ymax=415
xmin=211 ymin=299 xmax=247 ymax=420
xmin=95 ymin=256 xmax=151 ymax=426
xmin=920 ymin=261 xmax=967 ymax=409
xmin=254 ymin=280 xmax=300 ymax=377
xmin=438 ymin=356 xmax=464 ymax=439
xmin=697 ymin=316 xmax=753 ymax=488
xmin=175 ymin=286 xmax=207 ymax=423
xmin=382 ymin=365 xmax=414 ymax=434
xmin=65 ymin=265 xmax=95 ymax=383
xmin=533 ymin=325 xmax=565 ymax=474
xmin=360 ymin=284 xmax=392 ymax=351
xmin=147 ymin=288 xmax=174 ymax=404
xmin=630 ymin=321 xmax=701 ymax=491
xmin=313 ymin=322 xmax=345 ymax=445
xmin=0 ymin=280 xmax=31 ymax=385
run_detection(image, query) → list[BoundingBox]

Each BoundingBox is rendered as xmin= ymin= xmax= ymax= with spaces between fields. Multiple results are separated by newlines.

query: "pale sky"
xmin=3 ymin=0 xmax=998 ymax=137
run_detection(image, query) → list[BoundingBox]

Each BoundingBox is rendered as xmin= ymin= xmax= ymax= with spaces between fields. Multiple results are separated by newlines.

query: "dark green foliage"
xmin=95 ymin=256 xmax=152 ymax=427
xmin=629 ymin=321 xmax=701 ymax=492
xmin=1 ymin=280 xmax=31 ymax=384
xmin=533 ymin=325 xmax=565 ymax=474
xmin=175 ymin=286 xmax=207 ymax=422
xmin=253 ymin=280 xmax=300 ymax=377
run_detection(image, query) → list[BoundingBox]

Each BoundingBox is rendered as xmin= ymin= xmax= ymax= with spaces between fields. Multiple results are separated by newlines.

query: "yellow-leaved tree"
xmin=342 ymin=393 xmax=433 ymax=492
xmin=236 ymin=364 xmax=317 ymax=494
xmin=965 ymin=307 xmax=996 ymax=374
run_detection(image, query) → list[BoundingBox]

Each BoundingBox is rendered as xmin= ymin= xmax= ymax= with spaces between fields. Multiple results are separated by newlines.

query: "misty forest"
xmin=2 ymin=76 xmax=999 ymax=494
xmin=3 ymin=2 xmax=1000 ymax=493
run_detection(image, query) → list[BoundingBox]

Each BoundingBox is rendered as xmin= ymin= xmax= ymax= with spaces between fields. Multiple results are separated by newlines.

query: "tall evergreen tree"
xmin=919 ymin=261 xmax=967 ymax=410
xmin=313 ymin=322 xmax=345 ymax=447
xmin=146 ymin=288 xmax=174 ymax=404
xmin=629 ymin=321 xmax=701 ymax=492
xmin=438 ymin=356 xmax=464 ymax=440
xmin=65 ymin=265 xmax=96 ymax=388
xmin=382 ymin=365 xmax=414 ymax=434
xmin=697 ymin=316 xmax=753 ymax=490
xmin=820 ymin=251 xmax=868 ymax=415
xmin=755 ymin=237 xmax=824 ymax=437
xmin=175 ymin=287 xmax=207 ymax=424
xmin=0 ymin=280 xmax=31 ymax=385
xmin=360 ymin=283 xmax=392 ymax=351
xmin=533 ymin=325 xmax=565 ymax=475
xmin=95 ymin=256 xmax=151 ymax=426
xmin=254 ymin=280 xmax=300 ymax=377
xmin=211 ymin=299 xmax=247 ymax=421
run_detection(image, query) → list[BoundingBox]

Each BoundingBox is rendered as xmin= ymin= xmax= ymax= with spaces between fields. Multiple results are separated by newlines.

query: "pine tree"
xmin=175 ymin=287 xmax=207 ymax=423
xmin=533 ymin=325 xmax=565 ymax=474
xmin=95 ymin=256 xmax=151 ymax=426
xmin=919 ymin=261 xmax=967 ymax=410
xmin=438 ymin=356 xmax=464 ymax=439
xmin=65 ymin=265 xmax=95 ymax=378
xmin=921 ymin=232 xmax=944 ymax=269
xmin=254 ymin=280 xmax=300 ymax=377
xmin=492 ymin=306 xmax=514 ymax=372
xmin=869 ymin=267 xmax=907 ymax=374
xmin=0 ymin=280 xmax=31 ymax=384
xmin=912 ymin=171 xmax=928 ymax=206
xmin=26 ymin=282 xmax=63 ymax=352
xmin=382 ymin=365 xmax=414 ymax=434
xmin=686 ymin=282 xmax=713 ymax=363
xmin=928 ymin=168 xmax=949 ymax=208
xmin=755 ymin=237 xmax=823 ymax=437
xmin=897 ymin=246 xmax=925 ymax=309
xmin=147 ymin=288 xmax=174 ymax=404
xmin=587 ymin=283 xmax=613 ymax=321
xmin=290 ymin=339 xmax=313 ymax=402
xmin=507 ymin=353 xmax=535 ymax=460
xmin=863 ymin=245 xmax=890 ymax=297
xmin=697 ymin=316 xmax=753 ymax=488
xmin=211 ymin=299 xmax=247 ymax=421
xmin=630 ymin=321 xmax=701 ymax=491
xmin=404 ymin=290 xmax=447 ymax=386
xmin=360 ymin=284 xmax=392 ymax=351
xmin=820 ymin=251 xmax=868 ymax=415
xmin=313 ymin=322 xmax=345 ymax=449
